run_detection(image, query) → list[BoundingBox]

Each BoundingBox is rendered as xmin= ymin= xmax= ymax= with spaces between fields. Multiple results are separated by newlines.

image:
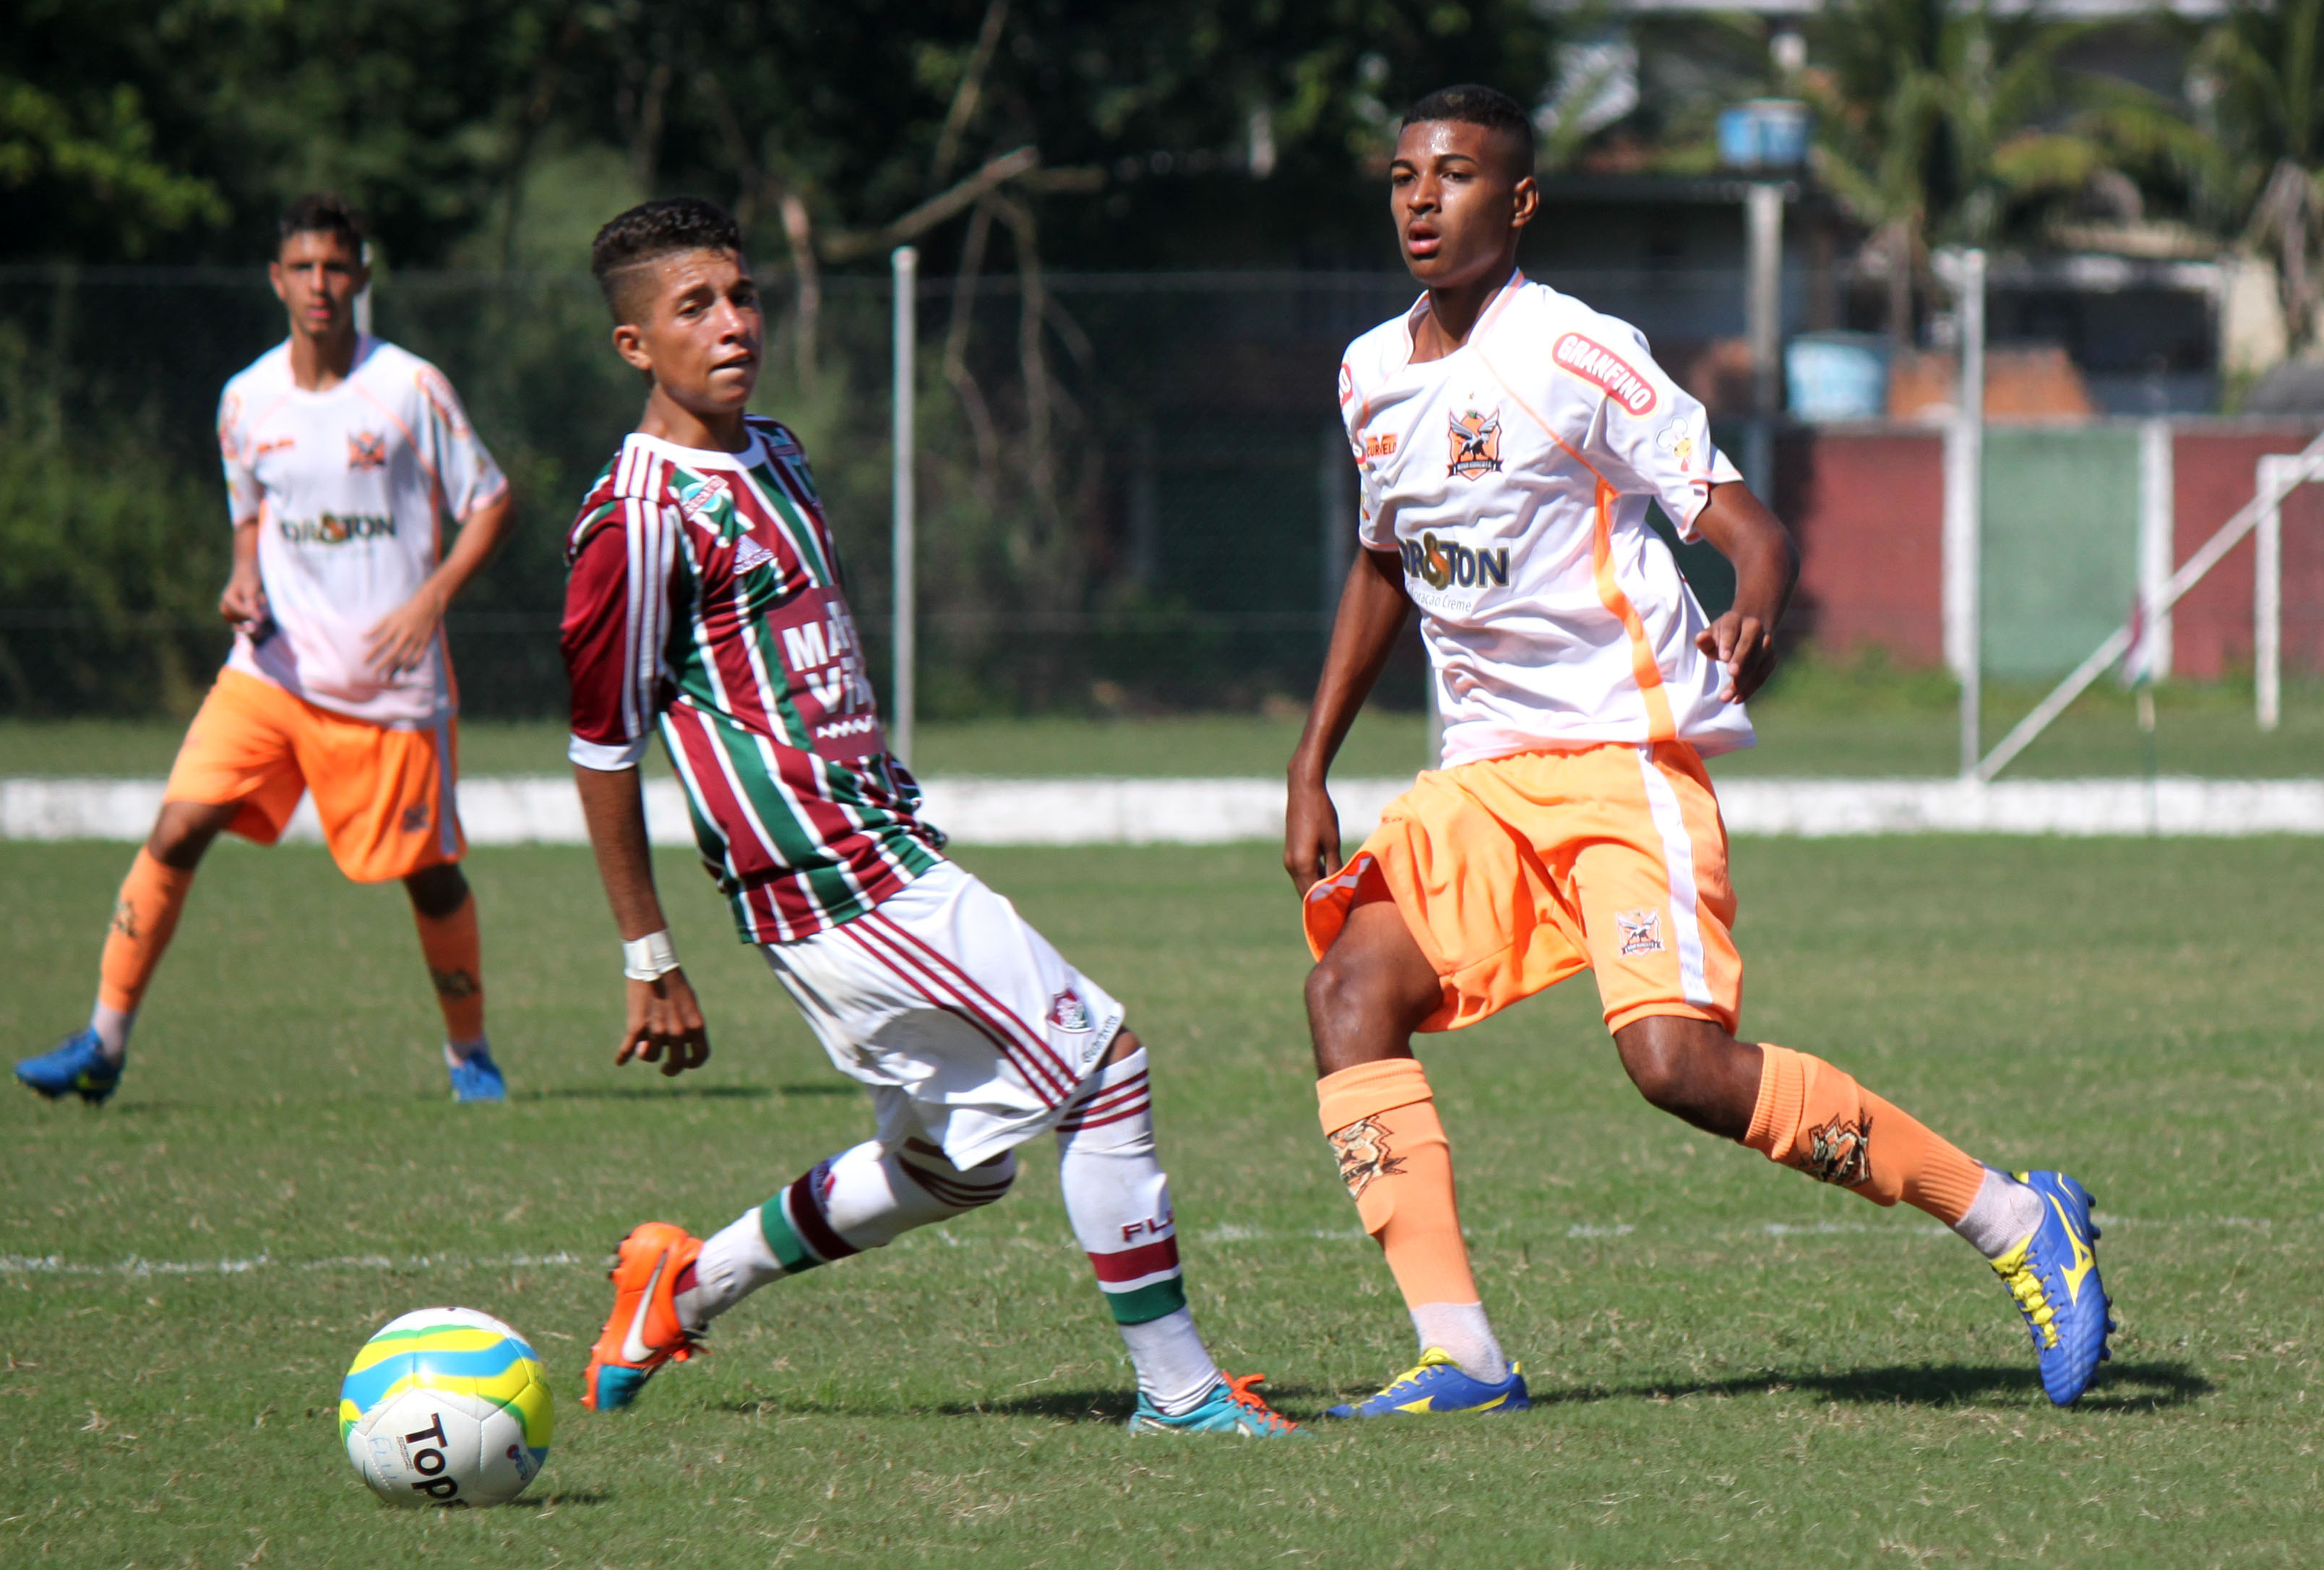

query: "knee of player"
xmin=1614 ymin=1021 xmax=1708 ymax=1113
xmin=1303 ymin=952 xmax=1370 ymax=1033
xmin=403 ymin=862 xmax=470 ymax=919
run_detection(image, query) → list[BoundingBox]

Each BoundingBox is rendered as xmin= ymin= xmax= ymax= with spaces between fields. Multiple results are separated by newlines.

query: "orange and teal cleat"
xmin=1992 ymin=1170 xmax=2114 ymax=1407
xmin=582 ymin=1222 xmax=705 ymax=1412
xmin=1325 ymin=1347 xmax=1530 ymax=1418
xmin=1126 ymin=1372 xmax=1305 ymax=1436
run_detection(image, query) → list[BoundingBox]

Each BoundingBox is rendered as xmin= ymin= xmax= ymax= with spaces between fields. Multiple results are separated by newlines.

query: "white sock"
xmin=1411 ymin=1302 xmax=1508 ymax=1383
xmin=678 ymin=1210 xmax=783 ymax=1331
xmin=89 ymin=1003 xmax=134 ymax=1064
xmin=1953 ymin=1166 xmax=2045 ymax=1261
xmin=1056 ymin=1047 xmax=1223 ymax=1412
xmin=676 ymin=1141 xmax=1017 ymax=1331
xmin=442 ymin=1035 xmax=489 ymax=1067
xmin=1116 ymin=1308 xmax=1223 ymax=1415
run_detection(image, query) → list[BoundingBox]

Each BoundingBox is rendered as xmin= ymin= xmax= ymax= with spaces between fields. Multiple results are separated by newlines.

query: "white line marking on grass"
xmin=11 ymin=774 xmax=2324 ymax=844
xmin=1 ymin=1251 xmax=590 ymax=1279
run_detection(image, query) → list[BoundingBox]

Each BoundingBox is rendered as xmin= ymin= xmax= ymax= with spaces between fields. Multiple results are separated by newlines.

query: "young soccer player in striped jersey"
xmin=15 ymin=194 xmax=515 ymax=1106
xmin=560 ymin=199 xmax=1298 ymax=1436
xmin=1286 ymin=87 xmax=2114 ymax=1417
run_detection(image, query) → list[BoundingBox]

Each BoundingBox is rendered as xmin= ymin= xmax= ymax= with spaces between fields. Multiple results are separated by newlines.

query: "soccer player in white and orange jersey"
xmin=559 ymin=200 xmax=1296 ymax=1435
xmin=1286 ymin=87 xmax=2114 ymax=1416
xmin=14 ymin=194 xmax=517 ymax=1106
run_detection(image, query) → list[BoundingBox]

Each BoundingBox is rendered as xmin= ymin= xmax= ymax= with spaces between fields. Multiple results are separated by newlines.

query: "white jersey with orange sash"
xmin=217 ymin=335 xmax=507 ymax=727
xmin=1337 ymin=272 xmax=1752 ymax=765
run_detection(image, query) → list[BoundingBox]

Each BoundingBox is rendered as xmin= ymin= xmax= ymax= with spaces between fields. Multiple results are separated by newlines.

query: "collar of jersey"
xmin=629 ymin=427 xmax=767 ymax=468
xmin=1397 ymin=267 xmax=1528 ymax=372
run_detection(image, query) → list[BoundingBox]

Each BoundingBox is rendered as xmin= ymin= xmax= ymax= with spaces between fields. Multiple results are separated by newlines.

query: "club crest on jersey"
xmin=1615 ymin=907 xmax=1664 ymax=956
xmin=1554 ymin=333 xmax=1658 ymax=415
xmin=346 ymin=432 xmax=387 ymax=471
xmin=1049 ymin=989 xmax=1093 ymax=1032
xmin=679 ymin=473 xmax=731 ymax=524
xmin=1447 ymin=408 xmax=1502 ymax=479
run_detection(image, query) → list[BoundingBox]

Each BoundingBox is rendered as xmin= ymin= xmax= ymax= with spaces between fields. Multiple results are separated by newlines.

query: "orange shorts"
xmin=1303 ymin=741 xmax=1741 ymax=1035
xmin=165 ymin=669 xmax=464 ymax=883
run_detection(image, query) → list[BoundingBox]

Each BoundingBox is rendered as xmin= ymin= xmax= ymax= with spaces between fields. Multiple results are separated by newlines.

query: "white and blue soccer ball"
xmin=338 ymin=1306 xmax=554 ymax=1507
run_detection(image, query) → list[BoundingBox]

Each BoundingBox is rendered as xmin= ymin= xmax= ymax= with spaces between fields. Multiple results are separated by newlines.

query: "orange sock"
xmin=413 ymin=892 xmax=486 ymax=1044
xmin=97 ymin=849 xmax=195 ymax=1016
xmin=1744 ymin=1043 xmax=1986 ymax=1224
xmin=1317 ymin=1058 xmax=1480 ymax=1309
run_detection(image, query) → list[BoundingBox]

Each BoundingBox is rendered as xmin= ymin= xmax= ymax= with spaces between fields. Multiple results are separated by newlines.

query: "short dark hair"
xmin=1401 ymin=84 xmax=1536 ymax=176
xmin=278 ymin=192 xmax=364 ymax=253
xmin=591 ymin=198 xmax=746 ymax=324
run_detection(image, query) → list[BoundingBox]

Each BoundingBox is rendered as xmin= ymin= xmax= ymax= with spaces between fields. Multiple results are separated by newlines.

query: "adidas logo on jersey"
xmin=733 ymin=535 xmax=775 ymax=575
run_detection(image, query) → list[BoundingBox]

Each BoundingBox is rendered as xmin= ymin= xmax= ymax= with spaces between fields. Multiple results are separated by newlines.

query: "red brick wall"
xmin=2170 ymin=427 xmax=2324 ymax=679
xmin=1774 ymin=428 xmax=1946 ymax=666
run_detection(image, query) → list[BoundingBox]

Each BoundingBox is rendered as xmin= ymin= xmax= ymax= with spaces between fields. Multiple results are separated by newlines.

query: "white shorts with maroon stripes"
xmin=760 ymin=859 xmax=1126 ymax=1169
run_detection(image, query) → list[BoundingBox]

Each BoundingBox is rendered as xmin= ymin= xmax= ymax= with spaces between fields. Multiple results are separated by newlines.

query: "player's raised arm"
xmin=1284 ymin=546 xmax=1411 ymax=894
xmin=1689 ymin=482 xmax=1799 ymax=704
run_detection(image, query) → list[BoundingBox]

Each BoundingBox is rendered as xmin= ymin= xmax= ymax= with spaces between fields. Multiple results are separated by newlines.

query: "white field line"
xmin=1 ymin=1212 xmax=2288 ymax=1282
xmin=5 ymin=773 xmax=2324 ymax=844
xmin=0 ymin=1251 xmax=590 ymax=1278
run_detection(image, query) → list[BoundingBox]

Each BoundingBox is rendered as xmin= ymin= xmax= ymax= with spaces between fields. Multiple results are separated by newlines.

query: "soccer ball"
xmin=339 ymin=1306 xmax=554 ymax=1507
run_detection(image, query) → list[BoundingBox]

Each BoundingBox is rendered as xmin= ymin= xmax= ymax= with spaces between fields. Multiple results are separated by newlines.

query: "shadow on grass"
xmin=719 ymin=1383 xmax=1333 ymax=1425
xmin=532 ymin=1491 xmax=611 ymax=1506
xmin=535 ymin=1084 xmax=774 ymax=1101
xmin=1522 ymin=1360 xmax=2209 ymax=1412
xmin=777 ymin=1082 xmax=856 ymax=1097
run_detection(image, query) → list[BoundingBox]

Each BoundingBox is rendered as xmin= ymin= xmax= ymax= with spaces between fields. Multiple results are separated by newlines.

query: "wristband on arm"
xmin=621 ymin=930 xmax=681 ymax=982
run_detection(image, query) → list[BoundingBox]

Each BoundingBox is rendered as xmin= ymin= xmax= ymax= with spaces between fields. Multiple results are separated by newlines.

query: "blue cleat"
xmin=1127 ymin=1372 xmax=1304 ymax=1436
xmin=15 ymin=1029 xmax=122 ymax=1105
xmin=1993 ymin=1170 xmax=2114 ymax=1406
xmin=448 ymin=1047 xmax=507 ymax=1103
xmin=1325 ymin=1347 xmax=1531 ymax=1419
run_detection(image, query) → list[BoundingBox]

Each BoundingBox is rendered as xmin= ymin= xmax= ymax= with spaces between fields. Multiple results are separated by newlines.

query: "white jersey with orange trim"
xmin=1338 ymin=273 xmax=1754 ymax=765
xmin=216 ymin=335 xmax=507 ymax=727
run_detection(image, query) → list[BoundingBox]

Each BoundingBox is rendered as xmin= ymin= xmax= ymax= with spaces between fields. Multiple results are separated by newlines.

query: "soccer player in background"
xmin=14 ymin=194 xmax=517 ymax=1105
xmin=1285 ymin=87 xmax=2114 ymax=1417
xmin=559 ymin=199 xmax=1298 ymax=1436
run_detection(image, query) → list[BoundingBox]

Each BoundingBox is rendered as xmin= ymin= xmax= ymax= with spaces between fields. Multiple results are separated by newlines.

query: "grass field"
xmin=3 ymin=667 xmax=2319 ymax=781
xmin=4 ymin=839 xmax=2322 ymax=1566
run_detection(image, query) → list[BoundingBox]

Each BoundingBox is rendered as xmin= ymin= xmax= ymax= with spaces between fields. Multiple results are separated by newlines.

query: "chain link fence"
xmin=0 ymin=264 xmax=1750 ymax=721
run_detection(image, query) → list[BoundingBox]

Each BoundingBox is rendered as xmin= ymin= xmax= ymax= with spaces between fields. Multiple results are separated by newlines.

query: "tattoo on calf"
xmin=429 ymin=966 xmax=481 ymax=1000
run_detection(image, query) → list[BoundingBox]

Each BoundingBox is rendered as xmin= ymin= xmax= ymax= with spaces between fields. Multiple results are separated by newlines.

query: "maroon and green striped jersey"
xmin=560 ymin=417 xmax=942 ymax=943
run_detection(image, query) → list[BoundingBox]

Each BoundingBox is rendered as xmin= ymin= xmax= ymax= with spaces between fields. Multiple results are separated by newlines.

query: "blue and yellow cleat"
xmin=1993 ymin=1170 xmax=2114 ymax=1406
xmin=448 ymin=1047 xmax=507 ymax=1103
xmin=15 ymin=1030 xmax=122 ymax=1106
xmin=1324 ymin=1347 xmax=1531 ymax=1419
xmin=1127 ymin=1372 xmax=1304 ymax=1436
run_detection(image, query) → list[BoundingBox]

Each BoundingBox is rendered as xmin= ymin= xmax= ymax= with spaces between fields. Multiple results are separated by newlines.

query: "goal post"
xmin=1974 ymin=432 xmax=2324 ymax=781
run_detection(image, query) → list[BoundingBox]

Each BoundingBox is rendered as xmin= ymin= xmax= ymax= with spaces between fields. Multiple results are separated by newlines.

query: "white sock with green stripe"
xmin=1057 ymin=1047 xmax=1221 ymax=1417
xmin=677 ymin=1140 xmax=1017 ymax=1331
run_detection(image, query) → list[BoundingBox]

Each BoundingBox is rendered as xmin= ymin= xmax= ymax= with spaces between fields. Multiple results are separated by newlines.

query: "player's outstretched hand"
xmin=1695 ymin=609 xmax=1778 ymax=703
xmin=619 ymin=969 xmax=712 ymax=1077
xmin=1283 ymin=777 xmax=1343 ymax=897
xmin=366 ymin=584 xmax=451 ymax=677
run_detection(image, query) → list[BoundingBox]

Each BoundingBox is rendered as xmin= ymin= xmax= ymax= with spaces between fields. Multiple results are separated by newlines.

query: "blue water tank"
xmin=1786 ymin=333 xmax=1890 ymax=421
